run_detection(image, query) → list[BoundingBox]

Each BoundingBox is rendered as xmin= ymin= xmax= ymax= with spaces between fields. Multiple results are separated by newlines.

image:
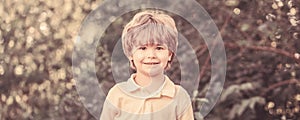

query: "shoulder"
xmin=174 ymin=85 xmax=192 ymax=109
xmin=174 ymin=85 xmax=193 ymax=117
xmin=105 ymin=83 xmax=125 ymax=101
xmin=175 ymin=85 xmax=191 ymax=99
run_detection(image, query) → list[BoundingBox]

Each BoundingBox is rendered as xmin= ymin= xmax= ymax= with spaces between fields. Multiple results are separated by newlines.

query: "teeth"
xmin=145 ymin=63 xmax=158 ymax=65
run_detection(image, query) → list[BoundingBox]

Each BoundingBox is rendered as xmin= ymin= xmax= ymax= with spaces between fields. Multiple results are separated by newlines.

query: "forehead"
xmin=137 ymin=43 xmax=168 ymax=46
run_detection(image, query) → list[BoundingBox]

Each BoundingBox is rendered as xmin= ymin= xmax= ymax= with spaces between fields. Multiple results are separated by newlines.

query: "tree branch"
xmin=225 ymin=43 xmax=300 ymax=64
xmin=260 ymin=79 xmax=300 ymax=96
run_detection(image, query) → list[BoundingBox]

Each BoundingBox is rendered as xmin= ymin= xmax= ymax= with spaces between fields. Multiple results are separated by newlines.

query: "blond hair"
xmin=121 ymin=10 xmax=178 ymax=58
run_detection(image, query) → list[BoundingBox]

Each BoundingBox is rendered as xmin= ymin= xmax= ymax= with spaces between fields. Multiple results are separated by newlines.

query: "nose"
xmin=146 ymin=49 xmax=156 ymax=58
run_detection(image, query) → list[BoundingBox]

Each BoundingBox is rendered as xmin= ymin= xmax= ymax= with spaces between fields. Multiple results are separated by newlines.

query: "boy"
xmin=100 ymin=10 xmax=194 ymax=120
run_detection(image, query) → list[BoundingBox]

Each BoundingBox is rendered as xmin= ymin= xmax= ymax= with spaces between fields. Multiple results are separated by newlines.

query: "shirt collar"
xmin=152 ymin=76 xmax=176 ymax=98
xmin=118 ymin=74 xmax=176 ymax=98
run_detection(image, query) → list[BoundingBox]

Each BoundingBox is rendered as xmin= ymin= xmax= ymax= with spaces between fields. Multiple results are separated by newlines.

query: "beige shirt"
xmin=100 ymin=74 xmax=194 ymax=120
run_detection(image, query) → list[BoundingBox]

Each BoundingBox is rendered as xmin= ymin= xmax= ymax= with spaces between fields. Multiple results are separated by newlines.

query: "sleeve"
xmin=177 ymin=104 xmax=194 ymax=120
xmin=99 ymin=86 xmax=120 ymax=120
xmin=176 ymin=86 xmax=194 ymax=120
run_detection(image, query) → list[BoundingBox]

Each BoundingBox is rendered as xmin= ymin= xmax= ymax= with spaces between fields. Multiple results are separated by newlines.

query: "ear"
xmin=168 ymin=52 xmax=173 ymax=61
xmin=129 ymin=60 xmax=136 ymax=70
xmin=128 ymin=56 xmax=136 ymax=69
xmin=128 ymin=56 xmax=133 ymax=60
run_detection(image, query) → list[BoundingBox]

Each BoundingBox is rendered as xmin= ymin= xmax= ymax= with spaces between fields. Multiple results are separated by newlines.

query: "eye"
xmin=138 ymin=46 xmax=146 ymax=50
xmin=156 ymin=46 xmax=165 ymax=50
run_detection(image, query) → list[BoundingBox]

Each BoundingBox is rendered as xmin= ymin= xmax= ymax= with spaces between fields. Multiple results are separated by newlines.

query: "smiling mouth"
xmin=144 ymin=63 xmax=159 ymax=65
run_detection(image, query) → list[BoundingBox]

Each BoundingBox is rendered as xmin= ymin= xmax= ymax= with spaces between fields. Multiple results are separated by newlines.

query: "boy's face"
xmin=129 ymin=43 xmax=172 ymax=76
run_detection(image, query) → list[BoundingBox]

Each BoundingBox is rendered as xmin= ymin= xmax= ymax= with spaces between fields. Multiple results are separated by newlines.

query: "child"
xmin=100 ymin=10 xmax=194 ymax=120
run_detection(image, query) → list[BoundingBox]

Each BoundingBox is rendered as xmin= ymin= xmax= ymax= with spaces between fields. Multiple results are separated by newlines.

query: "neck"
xmin=134 ymin=72 xmax=164 ymax=87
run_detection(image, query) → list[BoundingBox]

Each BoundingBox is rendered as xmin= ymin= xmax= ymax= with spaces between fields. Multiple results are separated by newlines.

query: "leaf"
xmin=228 ymin=96 xmax=266 ymax=119
xmin=194 ymin=111 xmax=204 ymax=120
xmin=220 ymin=82 xmax=255 ymax=102
xmin=239 ymin=100 xmax=249 ymax=116
xmin=195 ymin=98 xmax=209 ymax=103
xmin=220 ymin=85 xmax=239 ymax=102
xmin=229 ymin=103 xmax=240 ymax=119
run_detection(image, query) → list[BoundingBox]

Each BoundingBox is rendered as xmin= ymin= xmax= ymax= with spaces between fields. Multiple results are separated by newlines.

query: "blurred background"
xmin=0 ymin=0 xmax=299 ymax=119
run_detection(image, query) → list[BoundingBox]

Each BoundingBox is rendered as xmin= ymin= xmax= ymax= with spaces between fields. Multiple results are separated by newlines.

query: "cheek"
xmin=158 ymin=51 xmax=171 ymax=58
xmin=132 ymin=53 xmax=144 ymax=61
xmin=157 ymin=54 xmax=171 ymax=62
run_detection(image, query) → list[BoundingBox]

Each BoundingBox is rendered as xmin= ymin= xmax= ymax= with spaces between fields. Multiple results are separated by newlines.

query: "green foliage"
xmin=229 ymin=96 xmax=265 ymax=119
xmin=220 ymin=82 xmax=255 ymax=102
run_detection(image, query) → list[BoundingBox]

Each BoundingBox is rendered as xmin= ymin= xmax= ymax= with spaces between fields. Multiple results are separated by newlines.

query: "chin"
xmin=146 ymin=69 xmax=164 ymax=76
xmin=146 ymin=72 xmax=161 ymax=77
